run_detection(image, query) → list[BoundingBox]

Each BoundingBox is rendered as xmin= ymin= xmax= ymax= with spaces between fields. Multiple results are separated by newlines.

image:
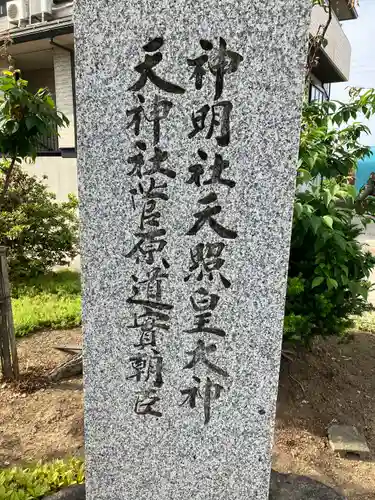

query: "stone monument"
xmin=75 ymin=1 xmax=311 ymax=498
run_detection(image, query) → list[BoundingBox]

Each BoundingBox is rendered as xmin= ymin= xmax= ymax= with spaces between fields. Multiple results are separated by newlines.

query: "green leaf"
xmin=25 ymin=116 xmax=38 ymax=130
xmin=323 ymin=189 xmax=332 ymax=207
xmin=312 ymin=276 xmax=325 ymax=288
xmin=343 ymin=109 xmax=350 ymax=122
xmin=322 ymin=215 xmax=333 ymax=229
xmin=310 ymin=215 xmax=321 ymax=234
xmin=334 ymin=234 xmax=346 ymax=250
xmin=326 ymin=277 xmax=338 ymax=291
xmin=334 ymin=114 xmax=343 ymax=126
xmin=346 ymin=184 xmax=357 ymax=199
xmin=294 ymin=202 xmax=303 ymax=218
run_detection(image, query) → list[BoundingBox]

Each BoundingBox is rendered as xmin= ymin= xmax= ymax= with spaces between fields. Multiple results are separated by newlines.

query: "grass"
xmin=11 ymin=270 xmax=82 ymax=337
xmin=353 ymin=311 xmax=375 ymax=333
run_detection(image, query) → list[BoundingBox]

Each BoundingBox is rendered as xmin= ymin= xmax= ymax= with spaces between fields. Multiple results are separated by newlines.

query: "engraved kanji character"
xmin=126 ymin=94 xmax=146 ymax=137
xmin=127 ymin=140 xmax=146 ymax=178
xmin=125 ymin=228 xmax=167 ymax=265
xmin=126 ymin=94 xmax=173 ymax=145
xmin=127 ymin=353 xmax=163 ymax=387
xmin=128 ymin=37 xmax=185 ymax=95
xmin=209 ymin=37 xmax=243 ymax=100
xmin=129 ymin=308 xmax=171 ymax=349
xmin=188 ymin=104 xmax=209 ymax=140
xmin=185 ymin=287 xmax=225 ymax=337
xmin=186 ymin=149 xmax=207 ymax=187
xmin=130 ymin=177 xmax=169 ymax=210
xmin=136 ymin=267 xmax=168 ymax=302
xmin=186 ymin=192 xmax=237 ymax=240
xmin=184 ymin=243 xmax=231 ymax=288
xmin=186 ymin=150 xmax=235 ymax=188
xmin=134 ymin=389 xmax=162 ymax=417
xmin=204 ymin=153 xmax=235 ymax=188
xmin=139 ymin=199 xmax=161 ymax=229
xmin=188 ymin=101 xmax=233 ymax=147
xmin=127 ymin=267 xmax=172 ymax=309
xmin=145 ymin=147 xmax=176 ymax=179
xmin=187 ymin=38 xmax=243 ymax=100
xmin=180 ymin=375 xmax=202 ymax=408
xmin=180 ymin=376 xmax=224 ymax=424
xmin=184 ymin=339 xmax=229 ymax=377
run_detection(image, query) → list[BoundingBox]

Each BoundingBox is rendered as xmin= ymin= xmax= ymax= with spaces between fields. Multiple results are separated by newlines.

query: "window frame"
xmin=0 ymin=0 xmax=7 ymax=18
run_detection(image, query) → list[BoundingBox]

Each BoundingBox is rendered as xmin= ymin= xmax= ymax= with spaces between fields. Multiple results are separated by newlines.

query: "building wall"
xmin=20 ymin=63 xmax=78 ymax=202
xmin=0 ymin=14 xmax=8 ymax=31
xmin=22 ymin=66 xmax=55 ymax=94
xmin=310 ymin=4 xmax=352 ymax=81
xmin=23 ymin=156 xmax=77 ymax=201
xmin=0 ymin=45 xmax=78 ymax=201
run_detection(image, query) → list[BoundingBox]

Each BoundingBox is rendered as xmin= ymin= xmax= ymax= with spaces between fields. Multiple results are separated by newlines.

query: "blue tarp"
xmin=356 ymin=147 xmax=375 ymax=191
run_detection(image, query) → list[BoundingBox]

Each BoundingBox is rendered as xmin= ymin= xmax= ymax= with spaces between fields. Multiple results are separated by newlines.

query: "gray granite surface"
xmin=74 ymin=0 xmax=310 ymax=499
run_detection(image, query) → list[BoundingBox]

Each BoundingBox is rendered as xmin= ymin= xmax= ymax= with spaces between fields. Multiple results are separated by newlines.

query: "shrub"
xmin=285 ymin=90 xmax=375 ymax=344
xmin=0 ymin=165 xmax=79 ymax=280
xmin=0 ymin=458 xmax=84 ymax=499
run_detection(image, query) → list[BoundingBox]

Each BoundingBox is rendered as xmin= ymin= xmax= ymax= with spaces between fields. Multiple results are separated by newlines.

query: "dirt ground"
xmin=274 ymin=332 xmax=375 ymax=500
xmin=0 ymin=329 xmax=83 ymax=466
xmin=1 ymin=329 xmax=375 ymax=499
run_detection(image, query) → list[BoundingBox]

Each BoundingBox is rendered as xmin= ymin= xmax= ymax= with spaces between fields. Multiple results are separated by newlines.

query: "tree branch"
xmin=0 ymin=156 xmax=17 ymax=211
xmin=306 ymin=0 xmax=333 ymax=84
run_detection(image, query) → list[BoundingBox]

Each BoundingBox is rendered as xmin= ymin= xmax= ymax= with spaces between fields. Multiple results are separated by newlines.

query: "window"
xmin=36 ymin=124 xmax=60 ymax=155
xmin=0 ymin=0 xmax=7 ymax=17
xmin=309 ymin=83 xmax=330 ymax=103
xmin=36 ymin=93 xmax=60 ymax=155
xmin=323 ymin=82 xmax=331 ymax=99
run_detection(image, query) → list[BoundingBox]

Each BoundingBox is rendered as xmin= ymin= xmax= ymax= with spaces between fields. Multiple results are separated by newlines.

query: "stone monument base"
xmin=43 ymin=472 xmax=345 ymax=499
xmin=43 ymin=485 xmax=85 ymax=500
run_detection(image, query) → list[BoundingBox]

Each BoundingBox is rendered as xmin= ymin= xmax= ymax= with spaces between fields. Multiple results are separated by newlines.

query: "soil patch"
xmin=1 ymin=328 xmax=375 ymax=500
xmin=274 ymin=332 xmax=375 ymax=500
xmin=0 ymin=328 xmax=83 ymax=467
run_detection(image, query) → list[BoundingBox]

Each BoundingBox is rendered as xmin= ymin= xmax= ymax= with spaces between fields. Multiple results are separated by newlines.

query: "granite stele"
xmin=74 ymin=0 xmax=311 ymax=498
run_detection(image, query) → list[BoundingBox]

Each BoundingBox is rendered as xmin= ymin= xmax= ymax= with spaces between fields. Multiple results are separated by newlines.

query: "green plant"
xmin=11 ymin=271 xmax=82 ymax=337
xmin=0 ymin=166 xmax=79 ymax=280
xmin=0 ymin=458 xmax=84 ymax=499
xmin=0 ymin=62 xmax=70 ymax=380
xmin=0 ymin=69 xmax=68 ymax=209
xmin=285 ymin=90 xmax=375 ymax=344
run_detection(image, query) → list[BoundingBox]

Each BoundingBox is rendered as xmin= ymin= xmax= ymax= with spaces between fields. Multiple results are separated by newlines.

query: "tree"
xmin=0 ymin=67 xmax=68 ymax=208
xmin=0 ymin=66 xmax=69 ymax=380
xmin=0 ymin=165 xmax=79 ymax=280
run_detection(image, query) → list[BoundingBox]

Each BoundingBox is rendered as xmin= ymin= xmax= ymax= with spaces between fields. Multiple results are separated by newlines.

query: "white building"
xmin=0 ymin=0 xmax=358 ymax=200
xmin=0 ymin=0 xmax=75 ymax=201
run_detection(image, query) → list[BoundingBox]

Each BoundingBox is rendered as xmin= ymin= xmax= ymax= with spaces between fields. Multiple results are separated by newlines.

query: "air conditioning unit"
xmin=29 ymin=0 xmax=53 ymax=20
xmin=6 ymin=0 xmax=28 ymax=25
